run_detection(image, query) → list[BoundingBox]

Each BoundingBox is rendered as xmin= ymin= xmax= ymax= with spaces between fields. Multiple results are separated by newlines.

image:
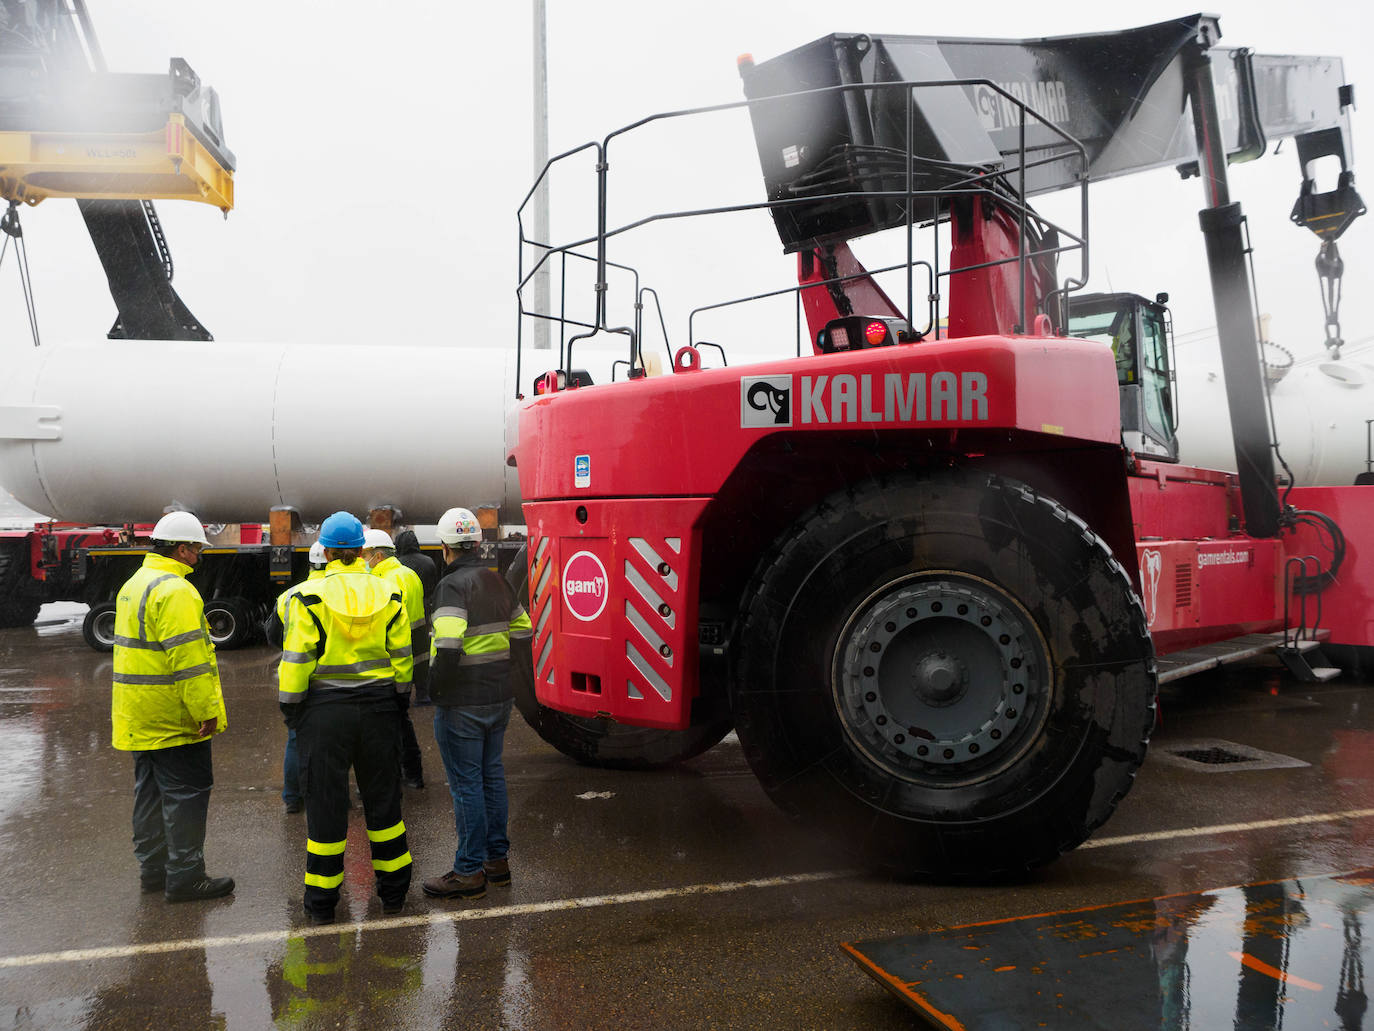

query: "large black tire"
xmin=731 ymin=472 xmax=1156 ymax=879
xmin=204 ymin=597 xmax=252 ymax=650
xmin=506 ymin=545 xmax=733 ymax=770
xmin=0 ymin=542 xmax=40 ymax=629
xmin=0 ymin=597 xmax=41 ymax=629
xmin=83 ymin=601 xmax=118 ymax=651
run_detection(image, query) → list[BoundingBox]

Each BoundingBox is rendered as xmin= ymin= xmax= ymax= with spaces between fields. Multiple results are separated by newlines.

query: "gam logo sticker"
xmin=562 ymin=550 xmax=609 ymax=622
xmin=741 ymin=375 xmax=791 ymax=428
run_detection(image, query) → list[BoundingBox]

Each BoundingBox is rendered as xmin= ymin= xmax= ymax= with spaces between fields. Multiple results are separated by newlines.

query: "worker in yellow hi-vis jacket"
xmin=278 ymin=511 xmax=413 ymax=925
xmin=111 ymin=510 xmax=233 ymax=904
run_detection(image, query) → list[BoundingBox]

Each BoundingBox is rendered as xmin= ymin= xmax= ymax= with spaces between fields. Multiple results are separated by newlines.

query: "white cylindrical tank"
xmin=1175 ymin=354 xmax=1374 ymax=485
xmin=0 ymin=340 xmax=537 ymax=524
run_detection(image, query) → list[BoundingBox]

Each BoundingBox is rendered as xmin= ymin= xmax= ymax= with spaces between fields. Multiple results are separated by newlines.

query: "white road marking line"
xmin=1079 ymin=807 xmax=1374 ymax=849
xmin=5 ymin=806 xmax=1374 ymax=969
xmin=0 ymin=870 xmax=852 ymax=969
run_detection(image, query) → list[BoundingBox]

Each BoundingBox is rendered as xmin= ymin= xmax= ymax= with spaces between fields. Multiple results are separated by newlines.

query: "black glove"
xmin=396 ymin=690 xmax=411 ymax=714
xmin=280 ymin=701 xmax=303 ymax=729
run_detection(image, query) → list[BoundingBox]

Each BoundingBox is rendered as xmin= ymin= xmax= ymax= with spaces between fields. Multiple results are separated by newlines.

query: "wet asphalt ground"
xmin=2 ymin=605 xmax=1374 ymax=1030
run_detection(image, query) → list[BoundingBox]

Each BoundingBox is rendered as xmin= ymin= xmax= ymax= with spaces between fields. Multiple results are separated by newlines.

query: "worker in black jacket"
xmin=393 ymin=529 xmax=437 ymax=609
xmin=394 ymin=528 xmax=438 ymax=705
xmin=421 ymin=507 xmax=531 ymax=902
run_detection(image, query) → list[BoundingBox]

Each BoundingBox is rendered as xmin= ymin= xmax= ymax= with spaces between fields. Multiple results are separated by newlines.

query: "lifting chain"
xmin=1315 ymin=239 xmax=1345 ymax=358
xmin=0 ymin=200 xmax=41 ymax=347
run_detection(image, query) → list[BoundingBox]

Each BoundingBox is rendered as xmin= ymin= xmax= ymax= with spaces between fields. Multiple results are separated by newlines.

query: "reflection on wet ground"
xmin=847 ymin=867 xmax=1373 ymax=1029
xmin=1 ymin=610 xmax=1373 ymax=1028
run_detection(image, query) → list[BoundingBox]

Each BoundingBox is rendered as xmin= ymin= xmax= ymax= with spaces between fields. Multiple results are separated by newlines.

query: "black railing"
xmin=515 ymin=78 xmax=1091 ymax=397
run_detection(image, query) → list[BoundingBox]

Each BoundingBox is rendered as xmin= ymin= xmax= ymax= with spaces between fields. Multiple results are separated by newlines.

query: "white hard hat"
xmin=151 ymin=510 xmax=208 ymax=546
xmin=308 ymin=541 xmax=327 ymax=566
xmin=436 ymin=507 xmax=483 ymax=545
xmin=363 ymin=528 xmax=394 ymax=550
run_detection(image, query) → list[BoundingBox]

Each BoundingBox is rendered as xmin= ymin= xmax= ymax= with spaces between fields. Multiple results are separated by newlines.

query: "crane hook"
xmin=1315 ymin=239 xmax=1345 ymax=358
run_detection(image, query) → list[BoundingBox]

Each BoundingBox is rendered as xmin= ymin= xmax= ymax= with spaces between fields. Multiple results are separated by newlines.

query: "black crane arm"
xmin=741 ymin=14 xmax=1359 ymax=251
xmin=0 ymin=0 xmax=234 ymax=341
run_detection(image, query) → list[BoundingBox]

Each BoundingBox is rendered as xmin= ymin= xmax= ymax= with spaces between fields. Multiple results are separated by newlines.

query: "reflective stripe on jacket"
xmin=278 ymin=559 xmax=412 ymax=707
xmin=429 ymin=550 xmax=532 ymax=707
xmin=372 ymin=555 xmax=430 ymax=674
xmin=111 ymin=553 xmax=227 ymax=751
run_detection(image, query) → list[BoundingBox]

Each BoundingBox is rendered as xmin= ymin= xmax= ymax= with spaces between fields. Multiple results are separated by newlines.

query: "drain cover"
xmin=1154 ymin=738 xmax=1308 ymax=773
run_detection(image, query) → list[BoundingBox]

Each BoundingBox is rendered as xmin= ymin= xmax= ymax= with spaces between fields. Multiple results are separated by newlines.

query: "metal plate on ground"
xmin=843 ymin=867 xmax=1374 ymax=1030
xmin=1151 ymin=738 xmax=1310 ymax=773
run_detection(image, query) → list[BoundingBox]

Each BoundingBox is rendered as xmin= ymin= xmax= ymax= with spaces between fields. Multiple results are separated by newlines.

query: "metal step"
xmin=1277 ymin=632 xmax=1339 ymax=684
xmin=1156 ymin=629 xmax=1333 ymax=685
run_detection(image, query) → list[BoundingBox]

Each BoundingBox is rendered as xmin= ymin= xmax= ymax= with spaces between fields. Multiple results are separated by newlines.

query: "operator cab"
xmin=1066 ymin=292 xmax=1178 ymax=462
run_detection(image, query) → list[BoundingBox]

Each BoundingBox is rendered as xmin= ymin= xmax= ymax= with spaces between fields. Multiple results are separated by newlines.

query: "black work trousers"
xmin=131 ymin=738 xmax=213 ymax=892
xmin=399 ymin=709 xmax=423 ymax=782
xmin=296 ymin=701 xmax=411 ymax=918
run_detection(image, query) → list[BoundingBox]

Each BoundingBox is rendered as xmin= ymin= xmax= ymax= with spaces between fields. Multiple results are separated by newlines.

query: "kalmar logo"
xmin=563 ymin=551 xmax=609 ymax=621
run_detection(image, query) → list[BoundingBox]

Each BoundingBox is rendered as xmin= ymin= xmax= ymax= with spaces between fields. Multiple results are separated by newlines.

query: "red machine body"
xmin=510 ymin=15 xmax=1371 ymax=876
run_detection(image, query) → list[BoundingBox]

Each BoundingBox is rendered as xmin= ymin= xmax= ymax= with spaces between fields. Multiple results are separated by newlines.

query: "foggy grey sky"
xmin=1 ymin=1 xmax=1371 ymax=367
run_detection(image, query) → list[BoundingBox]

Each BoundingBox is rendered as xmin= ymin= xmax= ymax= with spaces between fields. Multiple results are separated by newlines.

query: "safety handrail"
xmin=516 ymin=76 xmax=1091 ymax=395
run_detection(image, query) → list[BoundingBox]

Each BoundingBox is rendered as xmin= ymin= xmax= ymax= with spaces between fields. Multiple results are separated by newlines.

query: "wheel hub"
xmin=911 ymin=650 xmax=966 ymax=705
xmin=835 ymin=574 xmax=1048 ymax=775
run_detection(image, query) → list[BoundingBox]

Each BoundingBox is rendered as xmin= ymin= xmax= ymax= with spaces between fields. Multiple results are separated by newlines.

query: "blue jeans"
xmin=282 ymin=728 xmax=301 ymax=805
xmin=433 ymin=700 xmax=512 ymax=875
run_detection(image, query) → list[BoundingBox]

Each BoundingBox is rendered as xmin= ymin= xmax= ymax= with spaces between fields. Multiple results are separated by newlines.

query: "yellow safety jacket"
xmin=371 ymin=555 xmax=429 ymax=678
xmin=278 ymin=559 xmax=412 ymax=710
xmin=277 ymin=567 xmax=326 ymax=623
xmin=111 ymin=553 xmax=227 ymax=751
xmin=264 ymin=567 xmax=326 ymax=649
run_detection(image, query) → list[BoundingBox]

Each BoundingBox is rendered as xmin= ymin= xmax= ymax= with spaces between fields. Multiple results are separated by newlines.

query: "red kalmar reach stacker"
xmin=509 ymin=15 xmax=1373 ymax=877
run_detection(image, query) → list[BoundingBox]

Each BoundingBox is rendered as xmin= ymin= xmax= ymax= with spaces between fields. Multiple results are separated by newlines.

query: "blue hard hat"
xmin=318 ymin=511 xmax=365 ymax=549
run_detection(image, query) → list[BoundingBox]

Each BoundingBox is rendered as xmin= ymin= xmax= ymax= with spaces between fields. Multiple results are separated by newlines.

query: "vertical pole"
xmin=531 ymin=0 xmax=551 ymax=350
xmin=1185 ymin=30 xmax=1280 ymax=537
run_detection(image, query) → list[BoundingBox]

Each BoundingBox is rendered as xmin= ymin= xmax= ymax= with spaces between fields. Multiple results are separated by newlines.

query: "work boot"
xmin=403 ymin=773 xmax=425 ymax=790
xmin=483 ymin=857 xmax=511 ymax=888
xmin=381 ymin=898 xmax=405 ymax=916
xmin=422 ymin=869 xmax=486 ymax=900
xmin=165 ymin=875 xmax=235 ymax=904
xmin=303 ymin=902 xmax=335 ymax=926
xmin=140 ymin=872 xmax=165 ymax=894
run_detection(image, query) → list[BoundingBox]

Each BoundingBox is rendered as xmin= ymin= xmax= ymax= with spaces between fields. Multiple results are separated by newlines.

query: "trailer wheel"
xmin=0 ymin=598 xmax=41 ymax=629
xmin=731 ymin=472 xmax=1156 ymax=878
xmin=506 ymin=545 xmax=733 ymax=770
xmin=0 ymin=542 xmax=40 ymax=628
xmin=204 ymin=597 xmax=252 ymax=650
xmin=82 ymin=602 xmax=119 ymax=651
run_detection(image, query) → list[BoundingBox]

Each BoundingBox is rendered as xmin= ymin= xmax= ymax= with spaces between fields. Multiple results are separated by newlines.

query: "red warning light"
xmin=864 ymin=320 xmax=888 ymax=346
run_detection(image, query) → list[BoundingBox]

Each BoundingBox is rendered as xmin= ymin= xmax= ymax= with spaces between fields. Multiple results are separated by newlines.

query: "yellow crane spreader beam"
xmin=0 ymin=113 xmax=233 ymax=212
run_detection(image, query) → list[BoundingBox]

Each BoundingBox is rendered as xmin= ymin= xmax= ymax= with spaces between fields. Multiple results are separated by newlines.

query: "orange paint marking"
xmin=841 ymin=942 xmax=969 ymax=1031
xmin=994 ymin=965 xmax=1016 ymax=972
xmin=1227 ymin=950 xmax=1324 ymax=991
